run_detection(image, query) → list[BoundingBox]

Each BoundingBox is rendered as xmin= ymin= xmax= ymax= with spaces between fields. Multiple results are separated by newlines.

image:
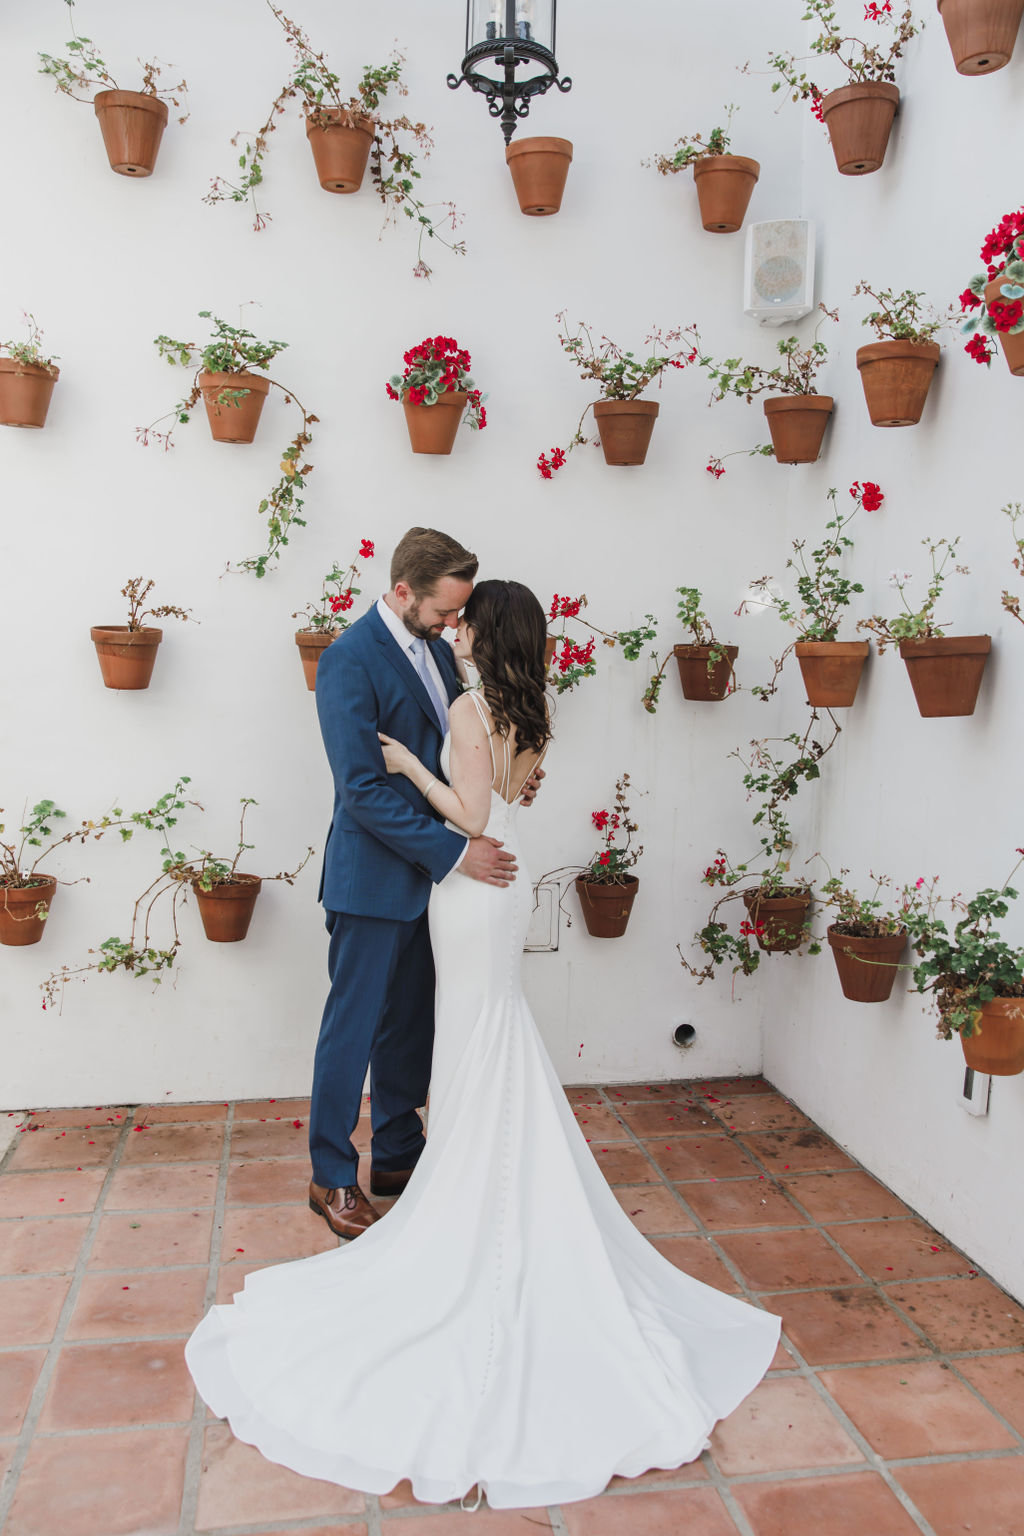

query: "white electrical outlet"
xmin=957 ymin=1064 xmax=991 ymax=1117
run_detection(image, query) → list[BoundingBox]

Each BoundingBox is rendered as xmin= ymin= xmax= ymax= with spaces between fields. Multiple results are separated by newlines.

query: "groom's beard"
xmin=402 ymin=598 xmax=445 ymax=642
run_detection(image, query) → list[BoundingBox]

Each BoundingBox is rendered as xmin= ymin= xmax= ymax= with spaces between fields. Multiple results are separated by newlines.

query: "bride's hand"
xmin=378 ymin=732 xmax=415 ymax=776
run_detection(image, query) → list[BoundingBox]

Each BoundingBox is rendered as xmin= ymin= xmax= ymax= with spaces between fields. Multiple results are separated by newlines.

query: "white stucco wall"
xmin=2 ymin=1 xmax=1021 ymax=1298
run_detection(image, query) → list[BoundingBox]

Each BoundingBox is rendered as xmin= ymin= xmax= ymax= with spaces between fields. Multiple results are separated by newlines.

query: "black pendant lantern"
xmin=448 ymin=1 xmax=571 ymax=145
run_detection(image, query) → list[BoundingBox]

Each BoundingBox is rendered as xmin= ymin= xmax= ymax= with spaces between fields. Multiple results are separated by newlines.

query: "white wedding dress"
xmin=185 ymin=708 xmax=780 ymax=1509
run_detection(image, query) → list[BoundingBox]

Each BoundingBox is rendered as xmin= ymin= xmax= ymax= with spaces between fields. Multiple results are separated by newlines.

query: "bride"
xmin=185 ymin=578 xmax=780 ymax=1510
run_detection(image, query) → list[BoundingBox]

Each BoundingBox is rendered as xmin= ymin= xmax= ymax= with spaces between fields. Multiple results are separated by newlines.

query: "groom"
xmin=308 ymin=527 xmax=520 ymax=1240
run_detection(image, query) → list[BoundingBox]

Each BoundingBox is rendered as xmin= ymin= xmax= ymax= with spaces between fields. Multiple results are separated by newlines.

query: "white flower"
xmin=887 ymin=569 xmax=913 ymax=588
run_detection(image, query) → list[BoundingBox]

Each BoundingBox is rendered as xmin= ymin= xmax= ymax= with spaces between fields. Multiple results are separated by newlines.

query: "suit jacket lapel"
xmin=429 ymin=635 xmax=462 ymax=705
xmin=369 ymin=606 xmax=444 ymax=736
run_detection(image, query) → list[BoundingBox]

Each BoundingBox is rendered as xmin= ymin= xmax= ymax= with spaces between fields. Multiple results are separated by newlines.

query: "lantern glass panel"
xmin=468 ymin=0 xmax=554 ymax=52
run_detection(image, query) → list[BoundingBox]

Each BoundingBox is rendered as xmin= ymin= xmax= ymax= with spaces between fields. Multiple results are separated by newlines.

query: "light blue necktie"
xmin=410 ymin=637 xmax=449 ymax=734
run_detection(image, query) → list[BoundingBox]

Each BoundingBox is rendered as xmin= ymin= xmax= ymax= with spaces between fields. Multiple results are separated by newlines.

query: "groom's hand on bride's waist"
xmin=460 ymin=836 xmax=518 ymax=886
xmin=518 ymin=765 xmax=545 ymax=808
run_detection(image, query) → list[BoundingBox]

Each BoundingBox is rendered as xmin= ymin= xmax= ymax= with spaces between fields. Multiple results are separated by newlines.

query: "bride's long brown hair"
xmin=462 ymin=580 xmax=551 ymax=756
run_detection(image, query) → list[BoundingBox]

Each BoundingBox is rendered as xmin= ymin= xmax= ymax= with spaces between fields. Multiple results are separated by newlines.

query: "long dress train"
xmin=185 ymin=719 xmax=780 ymax=1508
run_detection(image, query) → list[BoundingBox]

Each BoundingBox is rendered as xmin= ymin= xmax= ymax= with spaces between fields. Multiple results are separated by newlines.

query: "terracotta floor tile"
xmin=895 ymin=1457 xmax=1024 ymax=1536
xmin=605 ymin=1080 xmax=694 ymax=1101
xmin=220 ymin=1204 xmax=338 ymax=1263
xmin=20 ymin=1107 xmax=131 ymax=1128
xmin=710 ymin=1377 xmax=864 ymax=1475
xmin=649 ymin=1237 xmax=742 ymax=1293
xmin=88 ymin=1208 xmax=214 ymax=1269
xmin=0 ymin=1440 xmax=15 ymax=1486
xmin=563 ymin=1487 xmax=737 ymax=1535
xmin=958 ymin=1353 xmax=1024 ymax=1434
xmin=820 ymin=1361 xmax=1018 ymax=1457
xmin=651 ymin=1136 xmax=759 ymax=1181
xmin=134 ymin=1101 xmax=229 ymax=1123
xmin=613 ymin=1185 xmax=697 ymax=1235
xmin=605 ymin=1459 xmax=710 ymax=1489
xmin=768 ymin=1340 xmax=794 ymax=1370
xmin=6 ymin=1426 xmax=189 ymax=1536
xmin=766 ymin=1286 xmax=927 ymax=1365
xmin=195 ymin=1422 xmax=365 ymax=1527
xmin=120 ymin=1122 xmax=224 ymax=1164
xmin=780 ymin=1170 xmax=911 ymax=1223
xmin=228 ymin=1117 xmax=311 ymax=1160
xmin=617 ymin=1102 xmax=711 ymax=1138
xmin=384 ymin=1513 xmax=552 ymax=1534
xmin=570 ymin=1105 xmax=631 ymax=1140
xmin=716 ymin=1229 xmax=859 ymax=1291
xmin=233 ymin=1097 xmax=311 ymax=1120
xmin=707 ymin=1092 xmax=816 ymax=1135
xmin=105 ymin=1162 xmax=219 ymax=1210
xmin=39 ymin=1338 xmax=195 ymax=1430
xmin=0 ymin=1215 xmax=89 ymax=1274
xmin=885 ymin=1277 xmax=1024 ymax=1352
xmin=0 ymin=1348 xmax=45 ymax=1435
xmin=734 ymin=1471 xmax=923 ymax=1536
xmin=827 ymin=1218 xmax=972 ymax=1282
xmin=591 ymin=1143 xmax=655 ymax=1184
xmin=257 ymin=1529 xmax=366 ymax=1536
xmin=5 ymin=1126 xmax=119 ymax=1170
xmin=66 ymin=1267 xmax=208 ymax=1339
xmin=0 ymin=1274 xmax=72 ymax=1346
xmin=738 ymin=1129 xmax=857 ymax=1173
xmin=0 ymin=1168 xmax=106 ymax=1218
xmin=691 ymin=1077 xmax=776 ymax=1097
xmin=225 ymin=1157 xmax=312 ymax=1204
xmin=682 ymin=1178 xmax=808 ymax=1231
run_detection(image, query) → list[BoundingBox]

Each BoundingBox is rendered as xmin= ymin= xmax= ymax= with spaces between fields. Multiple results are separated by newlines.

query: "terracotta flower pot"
xmin=193 ymin=875 xmax=262 ymax=942
xmin=575 ymin=875 xmax=639 ymax=938
xmin=0 ymin=359 xmax=59 ymax=428
xmin=198 ymin=371 xmax=270 ymax=443
xmin=691 ymin=154 xmax=760 ymax=233
xmin=544 ymin=635 xmax=557 ymax=666
xmin=305 ymin=109 xmax=375 ymax=192
xmin=673 ymin=644 xmax=738 ymax=701
xmin=827 ymin=926 xmax=907 ymax=1002
xmin=0 ymin=877 xmax=57 ymax=947
xmin=856 ymin=340 xmax=941 ymax=426
xmin=961 ymin=997 xmax=1024 ymax=1075
xmin=90 ymin=626 xmax=163 ymax=690
xmin=938 ymin=0 xmax=1024 ymax=73
xmin=795 ymin=640 xmax=870 ymax=708
xmin=984 ymin=278 xmax=1024 ymax=375
xmin=820 ymin=81 xmax=900 ymax=175
xmin=402 ymin=391 xmax=467 ymax=455
xmin=763 ymin=395 xmax=833 ymax=464
xmin=505 ymin=136 xmax=573 ymax=216
xmin=93 ymin=89 xmax=168 ymax=176
xmin=742 ymin=889 xmax=811 ymax=952
xmin=295 ymin=629 xmax=337 ymax=690
xmin=898 ymin=634 xmax=991 ymax=717
xmin=593 ymin=400 xmax=660 ymax=466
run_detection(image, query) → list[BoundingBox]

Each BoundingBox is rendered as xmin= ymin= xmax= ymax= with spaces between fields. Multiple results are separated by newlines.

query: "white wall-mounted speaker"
xmin=743 ymin=219 xmax=815 ymax=327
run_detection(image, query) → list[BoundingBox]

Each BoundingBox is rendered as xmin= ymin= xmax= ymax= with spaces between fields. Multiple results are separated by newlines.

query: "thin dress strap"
xmin=465 ymin=689 xmax=497 ymax=782
xmin=467 ymin=687 xmax=547 ymax=803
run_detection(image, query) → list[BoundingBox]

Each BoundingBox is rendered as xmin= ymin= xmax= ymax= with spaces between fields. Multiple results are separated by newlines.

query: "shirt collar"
xmin=376 ymin=594 xmax=419 ymax=654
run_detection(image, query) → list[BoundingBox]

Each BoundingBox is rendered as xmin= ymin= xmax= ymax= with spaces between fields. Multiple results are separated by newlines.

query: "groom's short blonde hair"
xmin=390 ymin=528 xmax=479 ymax=595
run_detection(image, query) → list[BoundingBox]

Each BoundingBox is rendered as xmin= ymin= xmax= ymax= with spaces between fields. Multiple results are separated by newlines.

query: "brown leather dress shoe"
xmin=308 ymin=1181 xmax=380 ymax=1240
xmin=370 ymin=1166 xmax=416 ymax=1198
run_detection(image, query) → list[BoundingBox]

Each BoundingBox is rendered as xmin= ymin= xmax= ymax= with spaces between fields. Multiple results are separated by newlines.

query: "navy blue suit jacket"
xmin=315 ymin=606 xmax=466 ymax=920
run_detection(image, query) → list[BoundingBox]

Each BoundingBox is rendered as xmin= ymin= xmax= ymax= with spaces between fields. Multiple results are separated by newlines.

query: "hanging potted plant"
xmin=647 ymin=105 xmax=759 ymax=233
xmin=0 ymin=798 xmax=136 ymax=948
xmin=386 ymin=335 xmax=487 ymax=455
xmin=40 ymin=782 xmax=314 ymax=1008
xmin=205 ymin=5 xmax=464 ymax=277
xmin=90 ymin=577 xmax=195 ymax=691
xmin=937 ymin=0 xmax=1024 ymax=73
xmin=571 ymin=776 xmax=643 ymax=938
xmin=812 ymin=860 xmax=922 ymax=1002
xmin=760 ymin=1 xmax=921 ymax=175
xmin=292 ymin=538 xmax=375 ymax=689
xmin=638 ymin=588 xmax=739 ymax=711
xmin=37 ymin=0 xmax=187 ymax=176
xmin=858 ymin=537 xmax=991 ymax=716
xmin=543 ymin=593 xmax=620 ymax=691
xmin=739 ymin=481 xmax=879 ymax=707
xmin=138 ymin=312 xmax=317 ymax=579
xmin=958 ymin=206 xmax=1024 ymax=375
xmin=0 ymin=316 xmax=60 ymax=430
xmin=906 ymin=858 xmax=1024 ymax=1075
xmin=853 ymin=283 xmax=950 ymax=426
xmin=506 ymin=135 xmax=574 ymax=217
xmin=700 ymin=305 xmax=838 ymax=464
xmin=539 ymin=313 xmax=699 ymax=471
